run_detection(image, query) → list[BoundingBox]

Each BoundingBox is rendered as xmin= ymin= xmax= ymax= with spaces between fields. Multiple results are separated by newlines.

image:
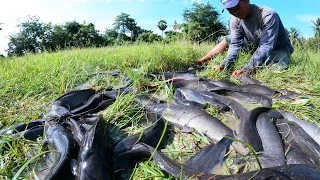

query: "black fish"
xmin=76 ymin=116 xmax=113 ymax=180
xmin=235 ymin=107 xmax=270 ymax=152
xmin=256 ymin=113 xmax=286 ymax=168
xmin=41 ymin=124 xmax=76 ymax=180
xmin=48 ymin=89 xmax=96 ymax=117
xmin=184 ymin=137 xmax=232 ymax=175
xmin=114 ymin=119 xmax=168 ymax=156
xmin=276 ymin=119 xmax=320 ymax=166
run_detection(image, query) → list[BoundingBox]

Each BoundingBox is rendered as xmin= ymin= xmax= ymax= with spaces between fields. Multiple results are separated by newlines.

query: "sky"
xmin=1 ymin=0 xmax=320 ymax=55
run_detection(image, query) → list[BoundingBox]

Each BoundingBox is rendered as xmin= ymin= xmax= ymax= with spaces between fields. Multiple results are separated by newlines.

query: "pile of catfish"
xmin=1 ymin=68 xmax=320 ymax=180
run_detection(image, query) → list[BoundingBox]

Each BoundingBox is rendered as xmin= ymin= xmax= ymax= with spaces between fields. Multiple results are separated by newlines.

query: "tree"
xmin=182 ymin=2 xmax=226 ymax=43
xmin=311 ymin=18 xmax=320 ymax=50
xmin=311 ymin=18 xmax=320 ymax=37
xmin=8 ymin=16 xmax=50 ymax=56
xmin=113 ymin=13 xmax=138 ymax=41
xmin=157 ymin=20 xmax=167 ymax=37
xmin=0 ymin=23 xmax=3 ymax=31
xmin=288 ymin=27 xmax=303 ymax=48
xmin=137 ymin=32 xmax=162 ymax=43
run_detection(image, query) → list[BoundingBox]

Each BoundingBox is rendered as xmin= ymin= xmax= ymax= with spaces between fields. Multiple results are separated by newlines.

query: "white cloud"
xmin=296 ymin=14 xmax=320 ymax=23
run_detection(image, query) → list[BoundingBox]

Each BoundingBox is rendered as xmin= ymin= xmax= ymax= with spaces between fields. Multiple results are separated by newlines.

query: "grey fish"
xmin=278 ymin=110 xmax=320 ymax=145
xmin=174 ymin=89 xmax=206 ymax=109
xmin=118 ymin=143 xmax=320 ymax=180
xmin=214 ymin=90 xmax=273 ymax=108
xmin=116 ymin=142 xmax=220 ymax=180
xmin=144 ymin=102 xmax=249 ymax=155
xmin=238 ymin=74 xmax=263 ymax=85
xmin=221 ymin=164 xmax=320 ymax=180
xmin=194 ymin=90 xmax=248 ymax=120
xmin=172 ymin=80 xmax=219 ymax=91
xmin=212 ymin=84 xmax=278 ymax=99
xmin=276 ymin=119 xmax=320 ymax=166
xmin=151 ymin=71 xmax=201 ymax=81
xmin=178 ymin=88 xmax=229 ymax=110
xmin=208 ymin=80 xmax=237 ymax=88
xmin=256 ymin=113 xmax=286 ymax=168
xmin=184 ymin=137 xmax=232 ymax=175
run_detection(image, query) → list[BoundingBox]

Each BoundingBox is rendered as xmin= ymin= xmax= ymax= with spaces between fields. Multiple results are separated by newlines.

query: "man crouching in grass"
xmin=197 ymin=0 xmax=294 ymax=76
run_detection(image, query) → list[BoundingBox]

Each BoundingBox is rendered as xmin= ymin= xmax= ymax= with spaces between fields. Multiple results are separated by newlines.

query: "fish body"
xmin=145 ymin=103 xmax=249 ymax=155
xmin=43 ymin=124 xmax=75 ymax=180
xmin=76 ymin=117 xmax=113 ymax=180
xmin=256 ymin=113 xmax=286 ymax=168
xmin=278 ymin=110 xmax=320 ymax=145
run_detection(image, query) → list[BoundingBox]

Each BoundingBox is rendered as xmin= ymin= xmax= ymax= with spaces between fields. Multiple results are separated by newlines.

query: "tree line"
xmin=2 ymin=3 xmax=227 ymax=57
xmin=1 ymin=2 xmax=320 ymax=57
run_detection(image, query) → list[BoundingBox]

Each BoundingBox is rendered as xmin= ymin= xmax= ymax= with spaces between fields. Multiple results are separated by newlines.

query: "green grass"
xmin=0 ymin=41 xmax=319 ymax=179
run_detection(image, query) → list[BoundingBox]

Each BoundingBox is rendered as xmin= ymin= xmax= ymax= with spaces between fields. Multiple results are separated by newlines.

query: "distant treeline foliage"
xmin=4 ymin=2 xmax=320 ymax=57
xmin=6 ymin=3 xmax=228 ymax=56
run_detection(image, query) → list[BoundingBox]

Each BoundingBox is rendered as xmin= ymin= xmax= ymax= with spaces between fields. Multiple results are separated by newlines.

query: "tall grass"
xmin=0 ymin=41 xmax=319 ymax=179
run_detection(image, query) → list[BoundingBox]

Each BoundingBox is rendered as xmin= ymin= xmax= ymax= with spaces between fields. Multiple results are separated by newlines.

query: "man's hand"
xmin=196 ymin=58 xmax=206 ymax=65
xmin=212 ymin=65 xmax=224 ymax=71
xmin=232 ymin=69 xmax=247 ymax=76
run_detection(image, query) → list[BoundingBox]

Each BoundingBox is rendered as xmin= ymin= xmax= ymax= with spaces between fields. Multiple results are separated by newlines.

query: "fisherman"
xmin=196 ymin=0 xmax=294 ymax=76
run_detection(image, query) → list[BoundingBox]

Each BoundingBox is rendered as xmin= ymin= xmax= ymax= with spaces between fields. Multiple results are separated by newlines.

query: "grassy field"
xmin=0 ymin=41 xmax=319 ymax=179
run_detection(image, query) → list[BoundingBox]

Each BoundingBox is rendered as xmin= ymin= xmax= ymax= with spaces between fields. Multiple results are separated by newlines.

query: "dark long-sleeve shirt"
xmin=221 ymin=4 xmax=294 ymax=70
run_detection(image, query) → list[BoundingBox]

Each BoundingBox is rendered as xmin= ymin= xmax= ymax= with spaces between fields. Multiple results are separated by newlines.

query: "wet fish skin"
xmin=178 ymin=88 xmax=229 ymax=110
xmin=256 ymin=113 xmax=286 ymax=168
xmin=151 ymin=71 xmax=201 ymax=81
xmin=114 ymin=119 xmax=168 ymax=156
xmin=216 ymin=90 xmax=273 ymax=107
xmin=44 ymin=124 xmax=75 ymax=180
xmin=174 ymin=89 xmax=206 ymax=109
xmin=66 ymin=118 xmax=84 ymax=146
xmin=48 ymin=89 xmax=96 ymax=117
xmin=196 ymin=91 xmax=248 ymax=120
xmin=208 ymin=80 xmax=237 ymax=88
xmin=23 ymin=125 xmax=45 ymax=141
xmin=235 ymin=107 xmax=270 ymax=152
xmin=76 ymin=117 xmax=113 ymax=180
xmin=276 ymin=119 xmax=320 ymax=166
xmin=238 ymin=74 xmax=263 ymax=85
xmin=118 ymin=143 xmax=320 ymax=180
xmin=172 ymin=80 xmax=219 ymax=91
xmin=184 ymin=137 xmax=232 ymax=175
xmin=220 ymin=164 xmax=320 ymax=180
xmin=213 ymin=84 xmax=278 ymax=98
xmin=278 ymin=110 xmax=320 ymax=145
xmin=117 ymin=143 xmax=219 ymax=180
xmin=145 ymin=103 xmax=249 ymax=155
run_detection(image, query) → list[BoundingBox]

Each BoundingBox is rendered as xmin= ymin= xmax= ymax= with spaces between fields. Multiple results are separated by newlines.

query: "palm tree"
xmin=311 ymin=18 xmax=320 ymax=37
xmin=157 ymin=20 xmax=167 ymax=37
xmin=289 ymin=27 xmax=304 ymax=49
xmin=311 ymin=18 xmax=320 ymax=50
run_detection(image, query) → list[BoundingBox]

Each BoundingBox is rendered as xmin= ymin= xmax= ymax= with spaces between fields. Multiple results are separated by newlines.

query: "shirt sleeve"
xmin=221 ymin=18 xmax=244 ymax=68
xmin=242 ymin=13 xmax=280 ymax=70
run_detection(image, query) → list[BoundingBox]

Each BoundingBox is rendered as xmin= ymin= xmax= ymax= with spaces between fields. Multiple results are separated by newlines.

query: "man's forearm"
xmin=199 ymin=39 xmax=228 ymax=62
